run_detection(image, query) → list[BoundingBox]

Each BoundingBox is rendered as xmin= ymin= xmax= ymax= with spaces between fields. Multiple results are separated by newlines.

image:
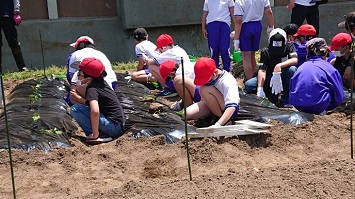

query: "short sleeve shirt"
xmin=85 ymin=79 xmax=125 ymax=124
xmin=259 ymin=43 xmax=297 ymax=75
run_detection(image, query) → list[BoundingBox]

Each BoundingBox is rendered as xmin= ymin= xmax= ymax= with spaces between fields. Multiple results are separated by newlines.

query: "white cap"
xmin=70 ymin=36 xmax=94 ymax=49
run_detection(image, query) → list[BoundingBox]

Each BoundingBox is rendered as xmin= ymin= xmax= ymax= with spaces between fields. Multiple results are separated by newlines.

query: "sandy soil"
xmin=0 ymin=76 xmax=355 ymax=199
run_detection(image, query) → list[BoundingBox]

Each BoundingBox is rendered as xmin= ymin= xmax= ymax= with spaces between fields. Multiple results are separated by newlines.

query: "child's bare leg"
xmin=242 ymin=51 xmax=254 ymax=80
xmin=199 ymin=85 xmax=225 ymax=117
xmin=173 ymin=75 xmax=196 ymax=107
xmin=149 ymin=64 xmax=167 ymax=87
xmin=132 ymin=70 xmax=156 ymax=83
xmin=184 ymin=101 xmax=211 ymax=120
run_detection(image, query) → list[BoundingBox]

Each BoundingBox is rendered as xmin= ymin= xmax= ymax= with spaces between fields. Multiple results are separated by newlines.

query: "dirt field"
xmin=0 ymin=77 xmax=355 ymax=199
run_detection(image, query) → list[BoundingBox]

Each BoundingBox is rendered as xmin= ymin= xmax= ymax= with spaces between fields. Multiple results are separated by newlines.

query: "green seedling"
xmin=39 ymin=127 xmax=63 ymax=135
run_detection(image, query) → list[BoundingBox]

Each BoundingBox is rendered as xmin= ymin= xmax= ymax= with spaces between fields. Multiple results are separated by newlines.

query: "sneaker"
xmin=170 ymin=100 xmax=182 ymax=111
xmin=155 ymin=88 xmax=178 ymax=98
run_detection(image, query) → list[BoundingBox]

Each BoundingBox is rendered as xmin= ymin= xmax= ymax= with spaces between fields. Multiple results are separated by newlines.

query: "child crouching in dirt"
xmin=185 ymin=57 xmax=240 ymax=127
xmin=159 ymin=60 xmax=201 ymax=111
xmin=70 ymin=58 xmax=125 ymax=144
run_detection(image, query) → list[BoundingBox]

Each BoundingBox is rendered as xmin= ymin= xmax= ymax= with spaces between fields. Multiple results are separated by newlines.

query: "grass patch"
xmin=112 ymin=61 xmax=137 ymax=71
xmin=1 ymin=62 xmax=138 ymax=81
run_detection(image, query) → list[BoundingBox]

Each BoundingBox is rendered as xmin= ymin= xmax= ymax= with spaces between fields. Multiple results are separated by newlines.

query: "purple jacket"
xmin=289 ymin=56 xmax=345 ymax=114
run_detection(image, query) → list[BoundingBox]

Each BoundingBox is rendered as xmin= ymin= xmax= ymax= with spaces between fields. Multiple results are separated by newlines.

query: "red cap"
xmin=194 ymin=57 xmax=217 ymax=86
xmin=329 ymin=33 xmax=352 ymax=51
xmin=70 ymin=36 xmax=95 ymax=50
xmin=79 ymin=58 xmax=105 ymax=78
xmin=294 ymin=24 xmax=316 ymax=36
xmin=159 ymin=60 xmax=177 ymax=81
xmin=156 ymin=34 xmax=174 ymax=50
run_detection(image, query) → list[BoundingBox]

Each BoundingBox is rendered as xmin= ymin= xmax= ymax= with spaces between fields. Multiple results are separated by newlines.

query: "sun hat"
xmin=268 ymin=28 xmax=287 ymax=56
xmin=70 ymin=36 xmax=94 ymax=50
xmin=159 ymin=60 xmax=178 ymax=81
xmin=294 ymin=24 xmax=316 ymax=36
xmin=194 ymin=57 xmax=217 ymax=86
xmin=306 ymin=38 xmax=328 ymax=52
xmin=133 ymin=28 xmax=148 ymax=40
xmin=79 ymin=57 xmax=105 ymax=78
xmin=156 ymin=34 xmax=174 ymax=50
xmin=329 ymin=33 xmax=352 ymax=51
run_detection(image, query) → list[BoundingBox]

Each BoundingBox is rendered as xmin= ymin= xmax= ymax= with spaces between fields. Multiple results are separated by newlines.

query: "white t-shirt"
xmin=69 ymin=48 xmax=117 ymax=89
xmin=211 ymin=70 xmax=240 ymax=108
xmin=234 ymin=0 xmax=270 ymax=23
xmin=135 ymin=40 xmax=159 ymax=58
xmin=295 ymin=0 xmax=316 ymax=6
xmin=153 ymin=45 xmax=195 ymax=79
xmin=203 ymin=0 xmax=235 ymax=25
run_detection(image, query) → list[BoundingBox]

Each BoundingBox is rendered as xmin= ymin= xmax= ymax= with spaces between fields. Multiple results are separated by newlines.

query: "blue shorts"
xmin=194 ymin=86 xmax=201 ymax=102
xmin=165 ymin=80 xmax=176 ymax=92
xmin=240 ymin=21 xmax=262 ymax=51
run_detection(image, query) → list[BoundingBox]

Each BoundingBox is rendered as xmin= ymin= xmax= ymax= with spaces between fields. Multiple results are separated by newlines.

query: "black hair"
xmin=134 ymin=36 xmax=147 ymax=42
xmin=297 ymin=35 xmax=315 ymax=41
xmin=76 ymin=42 xmax=96 ymax=51
xmin=283 ymin=23 xmax=298 ymax=35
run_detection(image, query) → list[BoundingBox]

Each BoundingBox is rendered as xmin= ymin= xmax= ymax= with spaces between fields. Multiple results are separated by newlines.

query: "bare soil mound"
xmin=0 ymin=78 xmax=354 ymax=199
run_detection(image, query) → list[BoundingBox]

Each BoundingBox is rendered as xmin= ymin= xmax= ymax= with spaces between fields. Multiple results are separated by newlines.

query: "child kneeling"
xmin=185 ymin=57 xmax=240 ymax=127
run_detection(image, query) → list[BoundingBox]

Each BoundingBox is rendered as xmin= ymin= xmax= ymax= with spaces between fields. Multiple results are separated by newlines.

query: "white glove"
xmin=267 ymin=27 xmax=274 ymax=35
xmin=257 ymin=87 xmax=266 ymax=98
xmin=234 ymin=40 xmax=240 ymax=51
xmin=270 ymin=72 xmax=283 ymax=95
xmin=209 ymin=122 xmax=222 ymax=128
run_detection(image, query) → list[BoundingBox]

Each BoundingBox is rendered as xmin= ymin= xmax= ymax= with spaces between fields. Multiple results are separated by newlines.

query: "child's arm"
xmin=201 ymin=12 xmax=208 ymax=39
xmin=229 ymin=6 xmax=234 ymax=28
xmin=287 ymin=0 xmax=295 ymax=10
xmin=87 ymin=100 xmax=100 ymax=139
xmin=264 ymin=8 xmax=274 ymax=32
xmin=215 ymin=107 xmax=236 ymax=126
xmin=273 ymin=57 xmax=298 ymax=72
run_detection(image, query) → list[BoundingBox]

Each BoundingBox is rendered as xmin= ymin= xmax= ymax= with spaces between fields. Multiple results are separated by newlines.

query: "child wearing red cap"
xmin=65 ymin=36 xmax=118 ymax=106
xmin=330 ymin=32 xmax=354 ymax=89
xmin=70 ymin=58 xmax=125 ymax=144
xmin=293 ymin=24 xmax=316 ymax=67
xmin=144 ymin=34 xmax=195 ymax=97
xmin=185 ymin=57 xmax=240 ymax=127
xmin=293 ymin=24 xmax=336 ymax=67
xmin=159 ymin=60 xmax=201 ymax=111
